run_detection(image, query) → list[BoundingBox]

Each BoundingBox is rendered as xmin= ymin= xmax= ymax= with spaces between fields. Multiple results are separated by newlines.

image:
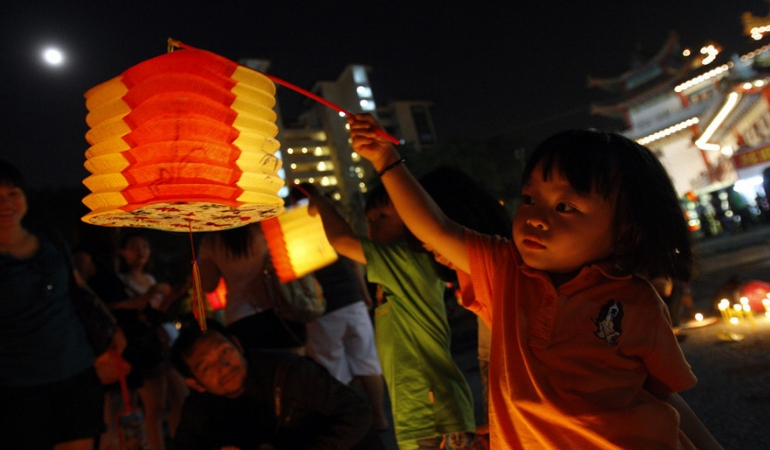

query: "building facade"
xmin=590 ymin=18 xmax=770 ymax=236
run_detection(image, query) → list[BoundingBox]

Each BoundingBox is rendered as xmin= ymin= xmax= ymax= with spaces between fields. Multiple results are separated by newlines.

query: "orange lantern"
xmin=81 ymin=41 xmax=284 ymax=232
xmin=261 ymin=202 xmax=338 ymax=283
xmin=205 ymin=277 xmax=228 ymax=311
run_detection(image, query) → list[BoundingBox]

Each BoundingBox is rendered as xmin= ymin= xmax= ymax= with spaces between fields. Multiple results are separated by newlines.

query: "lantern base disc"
xmin=82 ymin=201 xmax=284 ymax=231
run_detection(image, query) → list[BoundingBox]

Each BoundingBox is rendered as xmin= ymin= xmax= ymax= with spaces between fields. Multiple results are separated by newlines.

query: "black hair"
xmin=418 ymin=166 xmax=512 ymax=281
xmin=363 ymin=182 xmax=392 ymax=214
xmin=522 ymin=129 xmax=694 ymax=282
xmin=363 ymin=182 xmax=422 ymax=250
xmin=419 ymin=165 xmax=512 ymax=238
xmin=169 ymin=318 xmax=232 ymax=379
xmin=0 ymin=160 xmax=27 ymax=193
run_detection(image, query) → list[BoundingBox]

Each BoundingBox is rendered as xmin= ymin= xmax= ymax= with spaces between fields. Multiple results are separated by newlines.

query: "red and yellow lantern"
xmin=81 ymin=41 xmax=284 ymax=232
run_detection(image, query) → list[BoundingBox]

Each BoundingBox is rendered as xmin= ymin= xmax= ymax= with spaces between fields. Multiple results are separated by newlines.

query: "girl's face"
xmin=120 ymin=236 xmax=151 ymax=269
xmin=0 ymin=183 xmax=27 ymax=230
xmin=513 ymin=161 xmax=615 ymax=277
xmin=365 ymin=202 xmax=409 ymax=244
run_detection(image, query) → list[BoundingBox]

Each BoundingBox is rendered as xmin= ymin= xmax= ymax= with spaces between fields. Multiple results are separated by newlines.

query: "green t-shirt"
xmin=362 ymin=239 xmax=475 ymax=448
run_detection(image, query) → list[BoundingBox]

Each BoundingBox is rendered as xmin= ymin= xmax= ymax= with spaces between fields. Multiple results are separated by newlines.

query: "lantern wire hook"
xmin=187 ymin=222 xmax=208 ymax=331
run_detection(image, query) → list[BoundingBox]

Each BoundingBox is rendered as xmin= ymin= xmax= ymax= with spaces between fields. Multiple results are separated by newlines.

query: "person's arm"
xmin=348 ymin=114 xmax=469 ymax=273
xmin=307 ymin=191 xmax=366 ymax=264
xmin=665 ymin=393 xmax=723 ymax=449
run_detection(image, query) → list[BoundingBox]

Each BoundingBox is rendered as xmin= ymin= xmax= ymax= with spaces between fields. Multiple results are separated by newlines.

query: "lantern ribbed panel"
xmin=82 ymin=46 xmax=285 ymax=231
xmin=261 ymin=204 xmax=338 ymax=283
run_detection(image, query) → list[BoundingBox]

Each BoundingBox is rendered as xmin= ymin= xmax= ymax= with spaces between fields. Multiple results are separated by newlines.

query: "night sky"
xmin=1 ymin=0 xmax=768 ymax=189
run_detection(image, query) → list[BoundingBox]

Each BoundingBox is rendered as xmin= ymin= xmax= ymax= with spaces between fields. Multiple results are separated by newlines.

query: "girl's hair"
xmin=0 ymin=160 xmax=27 ymax=192
xmin=522 ymin=129 xmax=694 ymax=282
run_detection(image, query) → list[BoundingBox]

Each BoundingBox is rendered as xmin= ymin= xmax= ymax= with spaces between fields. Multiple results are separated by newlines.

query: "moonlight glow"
xmin=42 ymin=48 xmax=64 ymax=66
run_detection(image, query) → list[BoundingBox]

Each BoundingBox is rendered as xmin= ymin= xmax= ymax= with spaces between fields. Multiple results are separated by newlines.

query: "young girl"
xmin=348 ymin=115 xmax=713 ymax=449
xmin=307 ymin=182 xmax=476 ymax=450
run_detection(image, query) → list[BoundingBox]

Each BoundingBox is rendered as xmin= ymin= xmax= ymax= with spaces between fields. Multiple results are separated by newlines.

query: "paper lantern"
xmin=261 ymin=203 xmax=338 ymax=282
xmin=81 ymin=43 xmax=285 ymax=231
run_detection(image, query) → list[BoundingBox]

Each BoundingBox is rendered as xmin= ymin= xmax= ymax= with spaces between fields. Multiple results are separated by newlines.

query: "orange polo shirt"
xmin=465 ymin=230 xmax=697 ymax=449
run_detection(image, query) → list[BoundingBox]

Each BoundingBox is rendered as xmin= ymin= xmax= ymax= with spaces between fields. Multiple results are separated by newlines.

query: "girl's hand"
xmin=347 ymin=114 xmax=400 ymax=170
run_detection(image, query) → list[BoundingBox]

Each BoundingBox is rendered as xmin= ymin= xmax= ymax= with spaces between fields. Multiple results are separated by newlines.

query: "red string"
xmin=169 ymin=39 xmax=401 ymax=146
xmin=289 ymin=181 xmax=312 ymax=198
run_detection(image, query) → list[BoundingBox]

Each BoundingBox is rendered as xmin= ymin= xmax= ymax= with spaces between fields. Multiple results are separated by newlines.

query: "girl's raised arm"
xmin=348 ymin=114 xmax=469 ymax=273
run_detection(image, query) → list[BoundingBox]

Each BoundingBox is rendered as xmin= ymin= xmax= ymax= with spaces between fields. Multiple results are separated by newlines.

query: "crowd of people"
xmin=0 ymin=112 xmax=725 ymax=450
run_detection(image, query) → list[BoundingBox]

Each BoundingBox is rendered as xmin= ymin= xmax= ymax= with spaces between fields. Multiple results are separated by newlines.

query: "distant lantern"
xmin=261 ymin=203 xmax=338 ymax=283
xmin=205 ymin=277 xmax=228 ymax=311
xmin=81 ymin=41 xmax=284 ymax=232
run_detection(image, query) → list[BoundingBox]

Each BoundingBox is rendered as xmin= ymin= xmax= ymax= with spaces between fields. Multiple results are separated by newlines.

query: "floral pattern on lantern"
xmin=81 ymin=44 xmax=285 ymax=231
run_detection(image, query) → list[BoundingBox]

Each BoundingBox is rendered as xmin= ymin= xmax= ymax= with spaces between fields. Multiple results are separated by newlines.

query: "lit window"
xmin=357 ymin=86 xmax=372 ymax=97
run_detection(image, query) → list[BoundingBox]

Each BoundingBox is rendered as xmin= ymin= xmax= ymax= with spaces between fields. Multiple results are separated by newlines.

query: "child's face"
xmin=365 ymin=202 xmax=408 ymax=244
xmin=513 ymin=161 xmax=615 ymax=276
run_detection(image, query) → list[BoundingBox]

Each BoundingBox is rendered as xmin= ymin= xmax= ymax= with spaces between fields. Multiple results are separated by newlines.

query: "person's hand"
xmin=347 ymin=114 xmax=400 ymax=170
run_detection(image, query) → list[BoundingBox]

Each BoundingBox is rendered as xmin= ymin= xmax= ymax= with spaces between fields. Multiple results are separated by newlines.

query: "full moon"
xmin=42 ymin=47 xmax=64 ymax=66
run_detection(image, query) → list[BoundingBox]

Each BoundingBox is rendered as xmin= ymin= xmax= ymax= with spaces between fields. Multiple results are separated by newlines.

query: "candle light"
xmin=741 ymin=298 xmax=758 ymax=331
xmin=732 ymin=304 xmax=742 ymax=325
xmin=718 ymin=299 xmax=731 ymax=324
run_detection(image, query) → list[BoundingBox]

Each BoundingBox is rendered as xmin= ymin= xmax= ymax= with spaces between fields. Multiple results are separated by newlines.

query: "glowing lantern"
xmin=261 ymin=203 xmax=338 ymax=282
xmin=81 ymin=42 xmax=284 ymax=232
xmin=205 ymin=277 xmax=228 ymax=311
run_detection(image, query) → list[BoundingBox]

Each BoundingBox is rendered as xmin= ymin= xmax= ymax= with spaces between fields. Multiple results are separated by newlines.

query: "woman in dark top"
xmin=0 ymin=160 xmax=104 ymax=449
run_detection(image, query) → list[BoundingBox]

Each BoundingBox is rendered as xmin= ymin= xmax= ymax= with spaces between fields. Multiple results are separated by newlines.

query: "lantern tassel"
xmin=168 ymin=38 xmax=401 ymax=146
xmin=188 ymin=225 xmax=207 ymax=331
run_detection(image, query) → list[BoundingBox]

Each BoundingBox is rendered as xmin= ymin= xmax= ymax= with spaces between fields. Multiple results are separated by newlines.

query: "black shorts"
xmin=0 ymin=366 xmax=105 ymax=449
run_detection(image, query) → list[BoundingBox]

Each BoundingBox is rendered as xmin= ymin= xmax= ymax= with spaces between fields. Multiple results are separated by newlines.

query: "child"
xmin=307 ymin=182 xmax=476 ymax=449
xmin=347 ymin=115 xmax=714 ymax=449
xmin=419 ymin=166 xmax=513 ymax=446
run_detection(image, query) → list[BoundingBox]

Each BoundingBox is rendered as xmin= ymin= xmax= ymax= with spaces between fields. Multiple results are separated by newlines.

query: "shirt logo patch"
xmin=591 ymin=300 xmax=624 ymax=345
